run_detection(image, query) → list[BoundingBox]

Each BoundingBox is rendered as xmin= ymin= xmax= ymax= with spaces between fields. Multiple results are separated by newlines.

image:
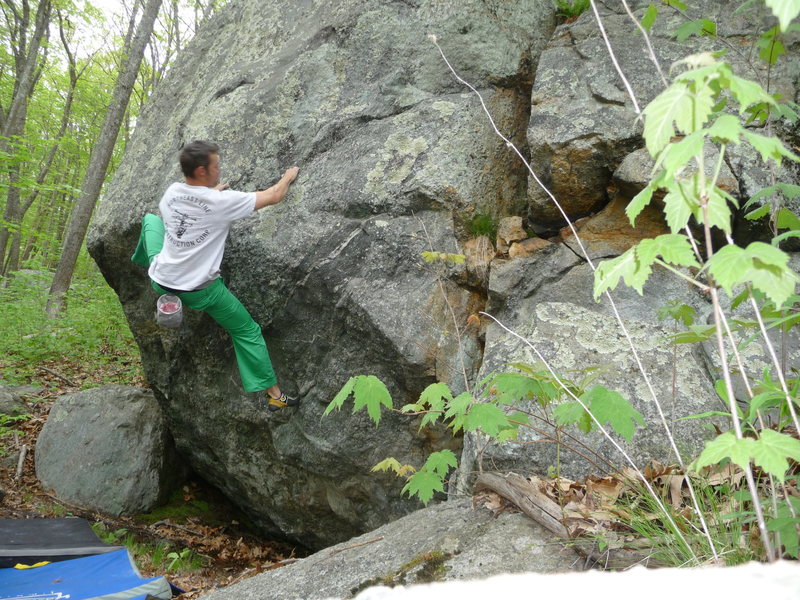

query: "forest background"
xmin=0 ymin=0 xmax=227 ymax=385
xmin=0 ymin=1 xmax=303 ymax=593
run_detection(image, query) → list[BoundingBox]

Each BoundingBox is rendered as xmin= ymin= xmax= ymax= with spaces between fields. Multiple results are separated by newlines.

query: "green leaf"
xmin=583 ymin=385 xmax=644 ymax=443
xmin=402 ymin=471 xmax=444 ymax=505
xmin=763 ymin=0 xmax=800 ymax=32
xmin=744 ymin=203 xmax=771 ymax=221
xmin=417 ymin=382 xmax=453 ymax=428
xmin=659 ymin=131 xmax=705 ymax=176
xmin=662 ymin=179 xmax=697 ymax=232
xmin=554 ymin=400 xmax=592 ymax=434
xmin=464 ymin=402 xmax=513 ymax=437
xmin=423 ymin=449 xmax=458 ymax=478
xmin=352 ymin=375 xmax=393 ymax=425
xmin=488 ymin=372 xmax=547 ymax=405
xmin=752 ymin=429 xmax=800 ymax=482
xmin=626 ymin=184 xmax=654 ymax=226
xmin=714 ymin=378 xmax=730 ymax=404
xmin=325 ymin=377 xmax=357 ymax=416
xmin=445 ymin=392 xmax=473 ymax=433
xmin=678 ymin=410 xmax=732 ymax=421
xmin=708 ymin=244 xmax=748 ymax=295
xmin=641 ymin=4 xmax=658 ymax=30
xmin=674 ymin=18 xmax=716 ymax=42
xmin=696 ymin=185 xmax=736 ymax=233
xmin=757 ymin=26 xmax=785 ymax=65
xmin=694 ymin=431 xmax=757 ymax=471
xmin=669 ymin=324 xmax=715 ymax=344
xmin=727 ymin=74 xmax=776 ymax=113
xmin=656 ymin=300 xmax=697 ymax=326
xmin=593 ymin=247 xmax=651 ymax=299
xmin=767 ymin=515 xmax=800 ymax=558
xmin=773 ymin=230 xmax=800 ymax=245
xmin=742 ymin=130 xmax=800 ymax=164
xmin=776 ymin=208 xmax=800 ymax=230
xmin=706 ymin=114 xmax=744 ymax=143
xmin=664 ymin=0 xmax=687 ymax=9
xmin=498 ymin=412 xmax=529 ymax=442
xmin=643 ymin=84 xmax=694 ymax=155
xmin=636 ymin=234 xmax=700 ymax=268
xmin=746 ymin=242 xmax=798 ymax=306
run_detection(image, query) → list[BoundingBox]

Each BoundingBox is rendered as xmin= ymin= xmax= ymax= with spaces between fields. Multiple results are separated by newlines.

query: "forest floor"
xmin=0 ymin=357 xmax=305 ymax=597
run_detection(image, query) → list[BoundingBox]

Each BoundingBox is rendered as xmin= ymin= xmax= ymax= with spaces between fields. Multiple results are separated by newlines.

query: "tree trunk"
xmin=0 ymin=0 xmax=52 ymax=273
xmin=3 ymin=11 xmax=83 ymax=278
xmin=46 ymin=0 xmax=163 ymax=316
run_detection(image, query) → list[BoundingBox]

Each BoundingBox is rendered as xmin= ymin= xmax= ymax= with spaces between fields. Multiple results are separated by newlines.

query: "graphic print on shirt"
xmin=165 ymin=194 xmax=213 ymax=249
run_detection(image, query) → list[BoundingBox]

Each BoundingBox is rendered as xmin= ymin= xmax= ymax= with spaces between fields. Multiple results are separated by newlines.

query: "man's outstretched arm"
xmin=255 ymin=167 xmax=299 ymax=210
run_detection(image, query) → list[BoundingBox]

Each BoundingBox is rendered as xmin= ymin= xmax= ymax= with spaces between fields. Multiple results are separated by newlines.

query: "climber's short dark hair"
xmin=179 ymin=140 xmax=220 ymax=178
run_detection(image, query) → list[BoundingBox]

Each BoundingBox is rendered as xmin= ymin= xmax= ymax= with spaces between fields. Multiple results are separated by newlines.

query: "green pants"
xmin=132 ymin=214 xmax=277 ymax=393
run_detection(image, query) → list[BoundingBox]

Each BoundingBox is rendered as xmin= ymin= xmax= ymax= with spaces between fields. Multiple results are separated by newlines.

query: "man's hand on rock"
xmin=284 ymin=167 xmax=299 ymax=184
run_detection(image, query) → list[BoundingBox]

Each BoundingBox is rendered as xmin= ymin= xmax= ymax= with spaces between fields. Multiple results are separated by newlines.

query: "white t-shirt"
xmin=149 ymin=182 xmax=256 ymax=290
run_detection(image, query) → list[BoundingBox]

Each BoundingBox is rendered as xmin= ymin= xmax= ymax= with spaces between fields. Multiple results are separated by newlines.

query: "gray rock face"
xmin=35 ymin=386 xmax=183 ymax=516
xmin=527 ymin=0 xmax=800 ymax=229
xmin=466 ymin=244 xmax=721 ymax=482
xmin=88 ymin=0 xmax=556 ymax=548
xmin=201 ymin=498 xmax=578 ymax=600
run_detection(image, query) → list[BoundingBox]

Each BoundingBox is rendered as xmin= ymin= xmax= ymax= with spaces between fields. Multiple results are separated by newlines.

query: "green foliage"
xmin=401 ymin=450 xmax=458 ymax=504
xmin=329 ymin=363 xmax=645 ymax=504
xmin=554 ymin=386 xmax=645 ymax=442
xmin=91 ymin=523 xmax=202 ymax=573
xmin=554 ymin=0 xmax=590 ymax=20
xmin=674 ymin=18 xmax=717 ymax=42
xmin=0 ymin=267 xmax=143 ymax=385
xmin=694 ymin=430 xmax=800 ymax=483
xmin=324 ymin=375 xmax=393 ymax=425
xmin=467 ymin=213 xmax=498 ymax=239
xmin=590 ymin=17 xmax=800 ymax=562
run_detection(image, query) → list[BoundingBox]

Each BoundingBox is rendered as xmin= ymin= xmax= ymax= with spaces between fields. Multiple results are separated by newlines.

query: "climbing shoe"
xmin=265 ymin=392 xmax=299 ymax=412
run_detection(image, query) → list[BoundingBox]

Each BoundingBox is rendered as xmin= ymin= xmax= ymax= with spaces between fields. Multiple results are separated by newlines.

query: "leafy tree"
xmin=47 ymin=0 xmax=165 ymax=316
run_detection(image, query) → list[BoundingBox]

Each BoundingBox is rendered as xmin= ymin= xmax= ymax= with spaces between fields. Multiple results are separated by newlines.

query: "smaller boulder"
xmin=35 ymin=386 xmax=183 ymax=516
xmin=0 ymin=384 xmax=35 ymax=418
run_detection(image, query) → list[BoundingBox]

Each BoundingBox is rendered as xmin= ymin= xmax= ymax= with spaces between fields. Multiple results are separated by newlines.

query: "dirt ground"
xmin=0 ymin=364 xmax=304 ymax=597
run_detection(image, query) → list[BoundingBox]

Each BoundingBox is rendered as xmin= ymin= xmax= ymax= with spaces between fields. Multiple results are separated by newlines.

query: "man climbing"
xmin=132 ymin=140 xmax=299 ymax=411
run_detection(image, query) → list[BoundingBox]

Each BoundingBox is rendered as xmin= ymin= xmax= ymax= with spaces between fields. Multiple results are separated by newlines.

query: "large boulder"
xmin=88 ymin=0 xmax=557 ymax=548
xmin=35 ymin=386 xmax=183 ymax=515
xmin=201 ymin=498 xmax=578 ymax=600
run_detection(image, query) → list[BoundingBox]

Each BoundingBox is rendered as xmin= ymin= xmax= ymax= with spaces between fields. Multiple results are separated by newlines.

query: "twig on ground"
xmin=14 ymin=444 xmax=27 ymax=482
xmin=153 ymin=520 xmax=203 ymax=536
xmin=37 ymin=366 xmax=77 ymax=387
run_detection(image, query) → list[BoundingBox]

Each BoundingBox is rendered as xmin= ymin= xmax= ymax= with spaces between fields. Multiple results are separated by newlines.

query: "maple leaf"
xmin=414 ymin=382 xmax=453 ymax=428
xmin=402 ymin=471 xmax=444 ymax=505
xmin=582 ymin=386 xmax=645 ymax=443
xmin=751 ymin=429 xmax=800 ymax=482
xmin=694 ymin=431 xmax=757 ymax=471
xmin=324 ymin=375 xmax=393 ymax=425
xmin=464 ymin=403 xmax=513 ymax=437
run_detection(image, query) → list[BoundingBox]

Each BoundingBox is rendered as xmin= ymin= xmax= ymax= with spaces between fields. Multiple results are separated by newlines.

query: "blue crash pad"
xmin=0 ymin=548 xmax=172 ymax=600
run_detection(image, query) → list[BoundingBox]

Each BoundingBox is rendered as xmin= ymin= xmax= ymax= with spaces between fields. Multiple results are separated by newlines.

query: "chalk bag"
xmin=155 ymin=294 xmax=183 ymax=328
